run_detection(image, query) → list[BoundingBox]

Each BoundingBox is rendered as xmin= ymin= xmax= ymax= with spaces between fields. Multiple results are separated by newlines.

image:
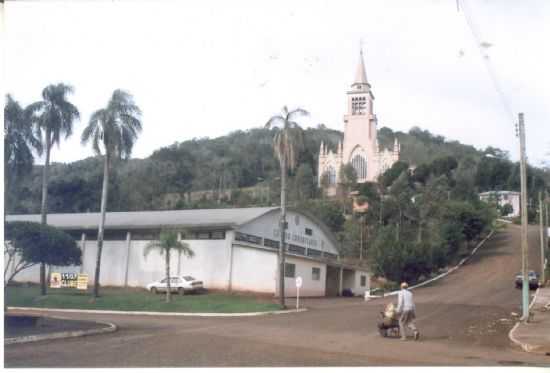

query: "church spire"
xmin=353 ymin=48 xmax=369 ymax=86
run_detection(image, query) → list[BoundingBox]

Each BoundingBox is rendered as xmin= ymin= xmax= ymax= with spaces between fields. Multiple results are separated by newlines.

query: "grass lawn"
xmin=5 ymin=285 xmax=282 ymax=313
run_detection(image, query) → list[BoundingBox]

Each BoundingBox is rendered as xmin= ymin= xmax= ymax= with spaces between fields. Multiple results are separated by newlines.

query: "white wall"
xmin=351 ymin=270 xmax=370 ymax=296
xmin=230 ymin=244 xmax=277 ymax=293
xmin=282 ymin=256 xmax=327 ymax=297
xmin=8 ymin=234 xmax=234 ymax=290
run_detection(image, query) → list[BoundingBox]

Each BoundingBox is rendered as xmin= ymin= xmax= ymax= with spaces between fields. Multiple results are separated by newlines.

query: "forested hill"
xmin=8 ymin=125 xmax=549 ymax=214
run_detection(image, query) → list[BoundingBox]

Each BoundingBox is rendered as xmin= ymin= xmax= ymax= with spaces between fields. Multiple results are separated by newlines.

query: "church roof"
xmin=354 ymin=49 xmax=369 ymax=85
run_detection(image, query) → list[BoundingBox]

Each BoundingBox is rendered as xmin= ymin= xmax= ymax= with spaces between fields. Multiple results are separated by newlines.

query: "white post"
xmin=177 ymin=232 xmax=182 ymax=275
xmin=124 ymin=231 xmax=132 ymax=287
xmin=80 ymin=233 xmax=86 ymax=273
xmin=296 ymin=286 xmax=300 ymax=310
xmin=338 ymin=267 xmax=344 ymax=296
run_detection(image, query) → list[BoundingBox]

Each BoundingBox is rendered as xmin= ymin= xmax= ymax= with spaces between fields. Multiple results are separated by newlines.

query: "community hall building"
xmin=6 ymin=207 xmax=370 ymax=297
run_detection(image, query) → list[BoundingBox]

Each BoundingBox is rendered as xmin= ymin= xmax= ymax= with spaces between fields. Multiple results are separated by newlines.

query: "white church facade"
xmin=318 ymin=50 xmax=400 ymax=194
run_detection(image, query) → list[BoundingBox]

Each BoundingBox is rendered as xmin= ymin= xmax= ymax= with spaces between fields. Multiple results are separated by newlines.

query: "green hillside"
xmin=7 ymin=125 xmax=549 ymax=215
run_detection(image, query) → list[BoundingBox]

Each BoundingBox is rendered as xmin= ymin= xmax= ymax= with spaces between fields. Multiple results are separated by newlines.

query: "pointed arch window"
xmin=324 ymin=166 xmax=337 ymax=185
xmin=351 ymin=154 xmax=367 ymax=180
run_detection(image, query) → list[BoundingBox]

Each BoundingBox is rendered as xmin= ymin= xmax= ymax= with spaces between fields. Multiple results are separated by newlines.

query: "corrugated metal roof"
xmin=6 ymin=207 xmax=278 ymax=230
xmin=6 ymin=206 xmax=341 ymax=251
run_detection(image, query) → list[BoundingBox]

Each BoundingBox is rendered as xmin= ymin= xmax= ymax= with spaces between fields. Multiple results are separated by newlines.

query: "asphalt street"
xmin=5 ymin=223 xmax=550 ymax=367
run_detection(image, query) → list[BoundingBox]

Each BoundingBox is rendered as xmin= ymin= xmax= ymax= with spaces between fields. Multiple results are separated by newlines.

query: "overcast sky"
xmin=3 ymin=0 xmax=549 ymax=166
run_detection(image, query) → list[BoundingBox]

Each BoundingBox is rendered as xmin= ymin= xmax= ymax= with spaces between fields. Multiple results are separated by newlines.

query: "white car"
xmin=146 ymin=276 xmax=204 ymax=295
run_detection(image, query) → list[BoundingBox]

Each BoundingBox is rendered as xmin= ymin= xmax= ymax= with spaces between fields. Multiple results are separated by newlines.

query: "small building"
xmin=479 ymin=190 xmax=520 ymax=217
xmin=6 ymin=207 xmax=370 ymax=297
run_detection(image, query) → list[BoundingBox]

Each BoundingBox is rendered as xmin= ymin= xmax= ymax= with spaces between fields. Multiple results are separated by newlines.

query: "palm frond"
xmin=265 ymin=115 xmax=284 ymax=129
xmin=288 ymin=108 xmax=309 ymax=121
xmin=143 ymin=240 xmax=164 ymax=258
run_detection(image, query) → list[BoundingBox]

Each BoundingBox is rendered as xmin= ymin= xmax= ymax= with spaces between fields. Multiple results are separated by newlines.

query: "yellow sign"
xmin=50 ymin=272 xmax=88 ymax=290
xmin=50 ymin=272 xmax=62 ymax=288
xmin=77 ymin=274 xmax=89 ymax=290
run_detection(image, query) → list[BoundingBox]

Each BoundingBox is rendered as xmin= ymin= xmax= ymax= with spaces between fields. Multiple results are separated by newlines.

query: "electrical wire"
xmin=459 ymin=0 xmax=517 ymax=125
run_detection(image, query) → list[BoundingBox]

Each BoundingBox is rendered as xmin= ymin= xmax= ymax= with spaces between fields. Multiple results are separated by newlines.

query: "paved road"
xmin=5 ymin=224 xmax=550 ymax=367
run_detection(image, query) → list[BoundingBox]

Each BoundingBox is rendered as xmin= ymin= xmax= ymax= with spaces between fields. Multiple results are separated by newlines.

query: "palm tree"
xmin=265 ymin=106 xmax=308 ymax=308
xmin=27 ymin=84 xmax=80 ymax=295
xmin=144 ymin=230 xmax=195 ymax=302
xmin=81 ymin=89 xmax=142 ymax=298
xmin=4 ymin=95 xmax=43 ymax=211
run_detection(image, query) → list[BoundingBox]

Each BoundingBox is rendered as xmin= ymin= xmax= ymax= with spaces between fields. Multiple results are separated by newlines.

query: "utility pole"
xmin=517 ymin=113 xmax=530 ymax=321
xmin=359 ymin=215 xmax=363 ymax=261
xmin=540 ymin=191 xmax=546 ymax=285
xmin=544 ymin=190 xmax=549 ymax=285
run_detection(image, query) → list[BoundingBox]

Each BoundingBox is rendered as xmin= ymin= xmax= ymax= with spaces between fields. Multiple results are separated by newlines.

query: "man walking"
xmin=396 ymin=282 xmax=419 ymax=341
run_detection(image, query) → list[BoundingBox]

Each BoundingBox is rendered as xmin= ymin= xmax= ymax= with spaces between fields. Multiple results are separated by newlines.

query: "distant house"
xmin=479 ymin=191 xmax=520 ymax=217
xmin=6 ymin=207 xmax=370 ymax=297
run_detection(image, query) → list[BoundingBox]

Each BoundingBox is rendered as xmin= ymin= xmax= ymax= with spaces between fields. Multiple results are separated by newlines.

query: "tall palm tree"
xmin=27 ymin=84 xmax=80 ymax=295
xmin=144 ymin=230 xmax=195 ymax=303
xmin=4 ymin=95 xmax=43 ymax=211
xmin=81 ymin=89 xmax=142 ymax=298
xmin=265 ymin=106 xmax=308 ymax=308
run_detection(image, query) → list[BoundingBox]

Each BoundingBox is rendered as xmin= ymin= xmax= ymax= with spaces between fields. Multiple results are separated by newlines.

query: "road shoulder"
xmin=509 ymin=287 xmax=550 ymax=355
xmin=4 ymin=315 xmax=117 ymax=345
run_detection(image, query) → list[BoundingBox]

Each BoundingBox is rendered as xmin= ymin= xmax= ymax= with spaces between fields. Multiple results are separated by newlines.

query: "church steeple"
xmin=352 ymin=48 xmax=369 ymax=88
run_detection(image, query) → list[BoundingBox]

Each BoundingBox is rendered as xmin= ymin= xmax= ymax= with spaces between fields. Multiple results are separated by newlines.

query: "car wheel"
xmin=151 ymin=287 xmax=157 ymax=294
xmin=178 ymin=287 xmax=185 ymax=295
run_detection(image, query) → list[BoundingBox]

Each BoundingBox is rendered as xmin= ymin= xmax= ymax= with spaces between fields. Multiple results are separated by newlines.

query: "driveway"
xmin=5 ymin=224 xmax=550 ymax=367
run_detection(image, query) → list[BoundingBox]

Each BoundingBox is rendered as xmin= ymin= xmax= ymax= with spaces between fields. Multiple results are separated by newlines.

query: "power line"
xmin=459 ymin=0 xmax=517 ymax=124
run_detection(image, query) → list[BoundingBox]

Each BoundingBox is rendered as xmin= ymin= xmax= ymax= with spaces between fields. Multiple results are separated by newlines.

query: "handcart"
xmin=377 ymin=303 xmax=400 ymax=338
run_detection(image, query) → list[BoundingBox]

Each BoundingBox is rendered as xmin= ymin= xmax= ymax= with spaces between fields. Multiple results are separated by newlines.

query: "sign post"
xmin=295 ymin=276 xmax=302 ymax=310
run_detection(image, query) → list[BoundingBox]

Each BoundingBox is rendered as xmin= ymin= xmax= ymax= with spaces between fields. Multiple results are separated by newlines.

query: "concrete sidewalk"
xmin=510 ymin=287 xmax=550 ymax=355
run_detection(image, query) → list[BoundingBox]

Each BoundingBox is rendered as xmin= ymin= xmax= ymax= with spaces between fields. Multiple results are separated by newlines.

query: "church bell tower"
xmin=342 ymin=48 xmax=379 ymax=182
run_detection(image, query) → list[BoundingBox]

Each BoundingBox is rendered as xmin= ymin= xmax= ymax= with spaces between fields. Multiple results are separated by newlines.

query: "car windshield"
xmin=183 ymin=276 xmax=195 ymax=281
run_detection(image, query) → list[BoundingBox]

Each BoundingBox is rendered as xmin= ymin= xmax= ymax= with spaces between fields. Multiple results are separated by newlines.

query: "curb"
xmin=373 ymin=230 xmax=495 ymax=298
xmin=7 ymin=307 xmax=308 ymax=318
xmin=4 ymin=321 xmax=117 ymax=345
xmin=508 ymin=287 xmax=542 ymax=353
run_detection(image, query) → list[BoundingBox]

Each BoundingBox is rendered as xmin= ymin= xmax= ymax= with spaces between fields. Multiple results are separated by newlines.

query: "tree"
xmin=27 ymin=83 xmax=80 ymax=295
xmin=144 ymin=230 xmax=194 ymax=302
xmin=4 ymin=95 xmax=43 ymax=212
xmin=296 ymin=199 xmax=345 ymax=233
xmin=294 ymin=163 xmax=315 ymax=200
xmin=379 ymin=161 xmax=409 ymax=187
xmin=81 ymin=89 xmax=142 ymax=298
xmin=4 ymin=221 xmax=81 ymax=287
xmin=500 ymin=203 xmax=514 ymax=217
xmin=337 ymin=219 xmax=361 ymax=257
xmin=265 ymin=106 xmax=308 ymax=308
xmin=338 ymin=164 xmax=357 ymax=214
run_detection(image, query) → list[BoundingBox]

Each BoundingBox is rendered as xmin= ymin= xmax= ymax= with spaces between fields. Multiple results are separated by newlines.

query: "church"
xmin=318 ymin=49 xmax=400 ymax=195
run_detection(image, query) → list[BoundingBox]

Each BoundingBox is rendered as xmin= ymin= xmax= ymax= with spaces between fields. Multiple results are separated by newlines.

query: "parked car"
xmin=515 ymin=270 xmax=539 ymax=289
xmin=146 ymin=276 xmax=204 ymax=295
